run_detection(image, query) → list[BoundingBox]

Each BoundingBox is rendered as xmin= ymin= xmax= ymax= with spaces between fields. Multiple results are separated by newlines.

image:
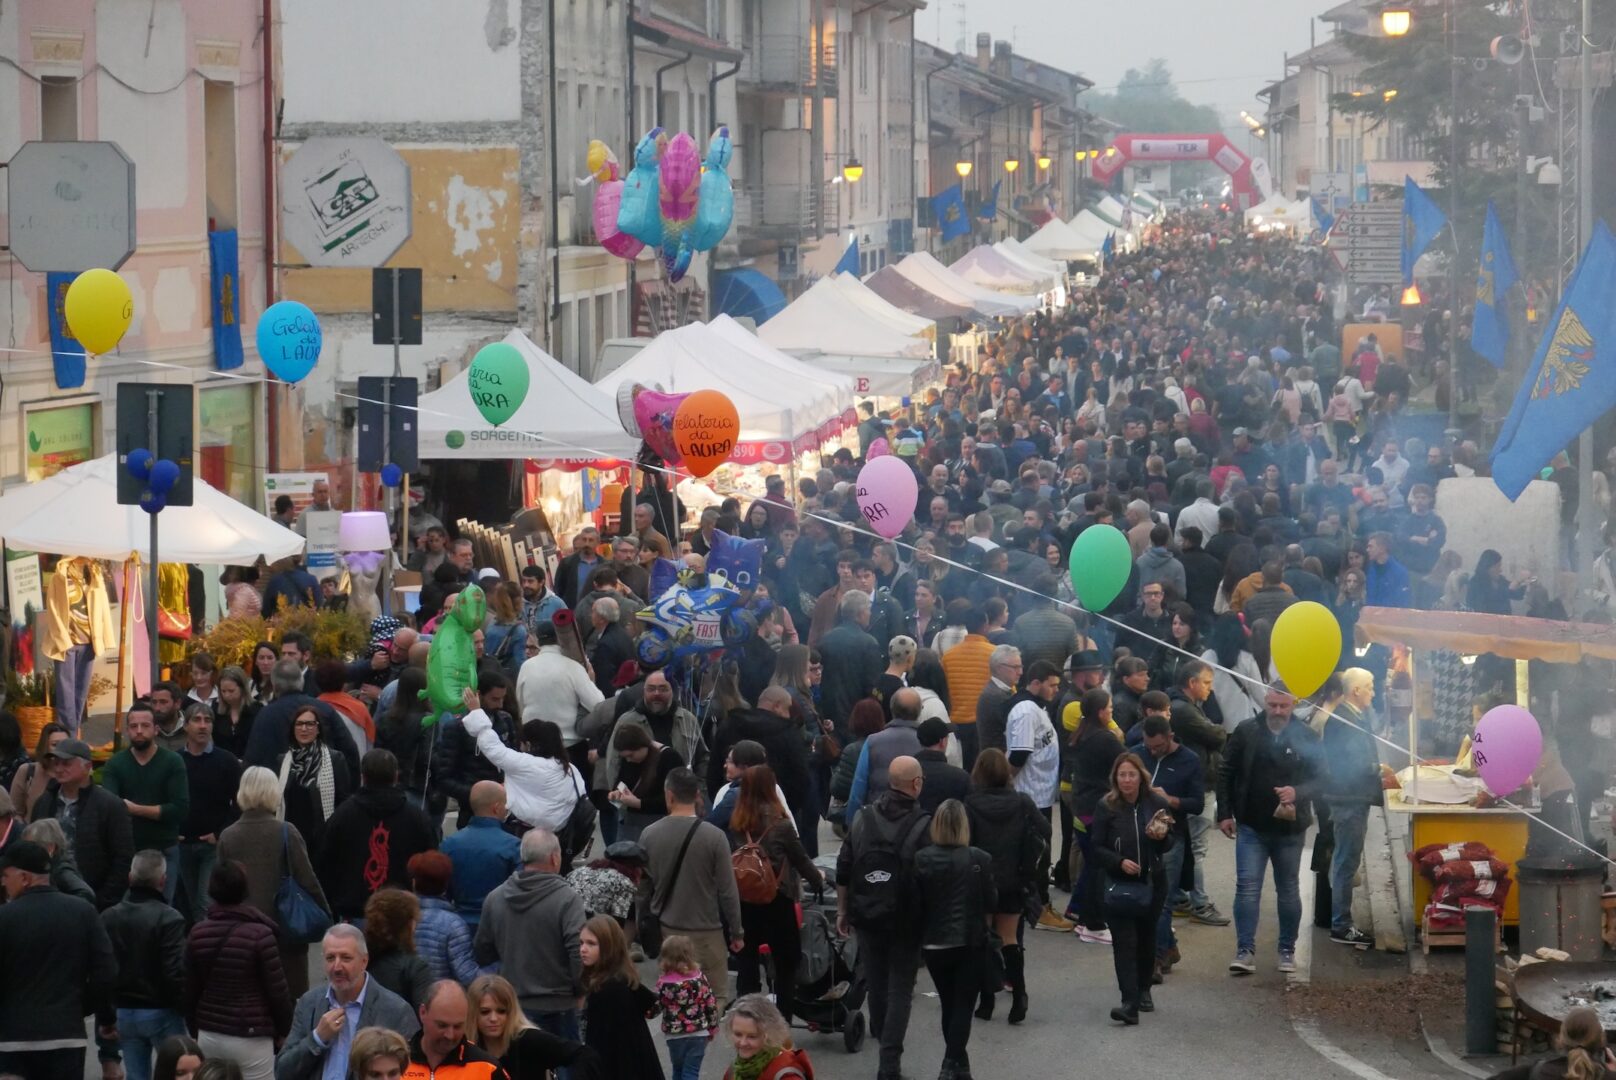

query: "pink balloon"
xmin=631 ymin=387 xmax=689 ymax=466
xmin=1473 ymin=704 xmax=1543 ymax=797
xmin=856 ymin=456 xmax=918 ymax=539
xmin=594 ymin=178 xmax=645 ymax=260
xmin=658 ymin=133 xmax=702 ymax=223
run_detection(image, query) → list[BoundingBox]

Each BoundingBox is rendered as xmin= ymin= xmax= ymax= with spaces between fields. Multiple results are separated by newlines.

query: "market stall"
xmin=995 ymin=237 xmax=1065 ymax=279
xmin=862 ymin=265 xmax=977 ymax=321
xmin=757 ymin=277 xmax=940 ymax=398
xmin=1026 ymin=217 xmax=1103 ymax=261
xmin=1355 ymin=606 xmax=1616 ymax=928
xmin=892 ymin=252 xmax=1037 ymax=318
xmin=825 ymin=272 xmax=938 ymax=340
xmin=949 ymin=244 xmax=1056 ymax=295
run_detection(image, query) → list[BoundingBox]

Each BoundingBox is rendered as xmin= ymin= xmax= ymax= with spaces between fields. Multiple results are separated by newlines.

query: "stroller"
xmin=762 ymin=858 xmax=868 ymax=1053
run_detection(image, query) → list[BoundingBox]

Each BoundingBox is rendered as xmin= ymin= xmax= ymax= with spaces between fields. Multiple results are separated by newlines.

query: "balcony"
xmin=739 ymin=34 xmax=836 ymax=95
xmin=735 ymin=184 xmax=819 ymax=239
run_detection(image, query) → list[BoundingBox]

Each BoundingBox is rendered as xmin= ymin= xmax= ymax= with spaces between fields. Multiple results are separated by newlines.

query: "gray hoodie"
xmin=1136 ymin=545 xmax=1186 ymax=602
xmin=473 ymin=869 xmax=586 ymax=1014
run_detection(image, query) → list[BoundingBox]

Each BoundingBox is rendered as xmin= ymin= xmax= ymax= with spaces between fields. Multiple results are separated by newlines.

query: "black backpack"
xmin=846 ymin=805 xmax=930 ymax=930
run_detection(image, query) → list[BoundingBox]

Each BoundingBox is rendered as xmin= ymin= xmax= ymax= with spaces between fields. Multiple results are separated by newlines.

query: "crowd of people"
xmin=0 ymin=207 xmax=1603 ymax=1080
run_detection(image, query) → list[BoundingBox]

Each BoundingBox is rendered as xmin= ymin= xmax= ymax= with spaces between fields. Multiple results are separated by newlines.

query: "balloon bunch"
xmin=593 ymin=126 xmax=734 ymax=282
xmin=125 ymin=448 xmax=181 ymax=515
xmin=635 ymin=569 xmax=755 ymax=669
xmin=620 ymin=383 xmax=740 ymax=478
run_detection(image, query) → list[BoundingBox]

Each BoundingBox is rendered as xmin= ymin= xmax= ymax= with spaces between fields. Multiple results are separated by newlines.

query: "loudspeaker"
xmin=1491 ymin=35 xmax=1524 ymax=65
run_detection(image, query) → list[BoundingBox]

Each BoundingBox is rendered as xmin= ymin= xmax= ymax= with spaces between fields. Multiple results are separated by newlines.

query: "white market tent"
xmin=1244 ymin=194 xmax=1310 ymax=231
xmin=1068 ymin=209 xmax=1113 ymax=244
xmin=827 ymin=272 xmax=936 ymax=338
xmin=707 ymin=315 xmax=859 ymax=409
xmin=949 ymin=245 xmax=1051 ymax=294
xmin=893 ymin=252 xmax=1035 ymax=317
xmin=758 ymin=277 xmax=932 ymax=359
xmin=1026 ymin=217 xmax=1102 ymax=259
xmin=596 ymin=320 xmax=850 ymax=445
xmin=417 ymin=329 xmax=640 ymax=461
xmin=996 ymin=237 xmax=1064 ymax=277
xmin=0 ymin=455 xmax=305 ymax=563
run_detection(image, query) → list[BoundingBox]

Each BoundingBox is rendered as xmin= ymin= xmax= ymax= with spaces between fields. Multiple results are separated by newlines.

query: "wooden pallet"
xmin=1422 ymin=908 xmax=1504 ymax=955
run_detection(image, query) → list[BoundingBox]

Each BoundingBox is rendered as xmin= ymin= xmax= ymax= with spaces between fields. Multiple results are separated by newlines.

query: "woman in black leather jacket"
xmin=913 ymin=799 xmax=997 ymax=1080
xmin=963 ymin=748 xmax=1049 ymax=1025
xmin=1090 ymin=751 xmax=1175 ymax=1026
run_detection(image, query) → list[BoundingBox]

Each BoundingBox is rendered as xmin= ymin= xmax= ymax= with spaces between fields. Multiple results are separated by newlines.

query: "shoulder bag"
xmin=1102 ymin=806 xmax=1155 ymax=918
xmin=641 ymin=817 xmax=701 ymax=959
xmin=275 ymin=824 xmax=333 ymax=944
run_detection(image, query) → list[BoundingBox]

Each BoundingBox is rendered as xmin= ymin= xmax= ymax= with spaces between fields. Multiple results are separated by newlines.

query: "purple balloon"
xmin=1472 ymin=704 xmax=1543 ymax=797
xmin=856 ymin=456 xmax=918 ymax=540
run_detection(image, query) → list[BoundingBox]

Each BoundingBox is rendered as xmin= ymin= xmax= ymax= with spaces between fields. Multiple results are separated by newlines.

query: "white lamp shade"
xmin=338 ymin=511 xmax=391 ymax=552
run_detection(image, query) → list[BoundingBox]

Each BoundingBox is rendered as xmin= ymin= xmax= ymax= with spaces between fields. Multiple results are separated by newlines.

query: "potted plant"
xmin=4 ymin=669 xmax=53 ymax=751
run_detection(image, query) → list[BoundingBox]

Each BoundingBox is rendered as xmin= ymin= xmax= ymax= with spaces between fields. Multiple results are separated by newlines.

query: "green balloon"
xmin=421 ymin=584 xmax=487 ymax=719
xmin=467 ymin=342 xmax=530 ymax=427
xmin=1068 ymin=525 xmax=1132 ymax=612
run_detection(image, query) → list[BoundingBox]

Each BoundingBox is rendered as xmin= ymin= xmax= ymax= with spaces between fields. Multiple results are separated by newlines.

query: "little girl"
xmin=656 ymin=935 xmax=719 ymax=1080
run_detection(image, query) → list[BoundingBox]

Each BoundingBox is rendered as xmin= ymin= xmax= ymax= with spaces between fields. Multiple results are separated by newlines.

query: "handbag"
xmin=275 ymin=825 xmax=332 ymax=944
xmin=559 ymin=771 xmax=598 ymax=863
xmin=642 ymin=817 xmax=701 ymax=959
xmin=1102 ymin=804 xmax=1156 ymax=918
xmin=157 ymin=608 xmax=191 ymax=641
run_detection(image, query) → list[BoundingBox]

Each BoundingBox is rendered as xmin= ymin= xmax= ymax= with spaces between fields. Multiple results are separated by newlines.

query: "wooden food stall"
xmin=1354 ymin=608 xmax=1616 ymax=929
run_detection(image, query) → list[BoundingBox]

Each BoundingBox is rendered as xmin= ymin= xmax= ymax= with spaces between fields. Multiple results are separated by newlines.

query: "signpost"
xmin=6 ymin=141 xmax=137 ymax=272
xmin=281 ymin=137 xmax=412 ymax=269
xmin=1335 ymin=203 xmax=1404 ymax=288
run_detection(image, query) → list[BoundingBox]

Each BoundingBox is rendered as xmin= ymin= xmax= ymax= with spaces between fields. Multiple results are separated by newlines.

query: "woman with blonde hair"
xmin=913 ymin=799 xmax=996 ymax=1076
xmin=1090 ymin=752 xmax=1175 ymax=1026
xmin=720 ymin=995 xmax=811 ymax=1080
xmin=467 ymin=974 xmax=598 ymax=1080
xmin=484 ymin=581 xmax=528 ymax=680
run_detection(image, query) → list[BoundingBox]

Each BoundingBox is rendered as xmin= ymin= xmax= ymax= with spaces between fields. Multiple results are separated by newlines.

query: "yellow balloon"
xmin=1270 ymin=600 xmax=1342 ymax=698
xmin=63 ymin=269 xmax=133 ymax=355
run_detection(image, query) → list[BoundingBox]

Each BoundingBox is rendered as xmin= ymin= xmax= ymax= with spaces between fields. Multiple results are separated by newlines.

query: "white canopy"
xmin=893 ymin=252 xmax=1035 ymax=317
xmin=827 ymin=273 xmax=936 ymax=337
xmin=1026 ymin=217 xmax=1102 ymax=259
xmin=1096 ymin=195 xmax=1141 ymax=232
xmin=1244 ymin=194 xmax=1310 ymax=229
xmin=757 ymin=277 xmax=932 ymax=359
xmin=949 ymin=245 xmax=1053 ymax=293
xmin=417 ymin=329 xmax=640 ymax=461
xmin=596 ymin=319 xmax=852 ymax=443
xmin=792 ymin=352 xmax=940 ymax=397
xmin=0 ymin=455 xmax=305 ymax=564
xmin=1067 ymin=209 xmax=1113 ymax=244
xmin=996 ymin=237 xmax=1064 ymax=277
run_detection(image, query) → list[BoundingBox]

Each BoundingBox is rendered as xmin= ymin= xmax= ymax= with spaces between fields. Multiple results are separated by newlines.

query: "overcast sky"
xmin=921 ymin=0 xmax=1322 ymax=122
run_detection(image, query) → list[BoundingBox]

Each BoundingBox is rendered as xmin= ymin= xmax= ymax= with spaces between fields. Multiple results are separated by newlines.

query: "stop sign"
xmin=5 ymin=141 xmax=137 ymax=273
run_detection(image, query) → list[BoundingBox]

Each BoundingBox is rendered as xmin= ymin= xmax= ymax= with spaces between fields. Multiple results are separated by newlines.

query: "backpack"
xmin=732 ymin=830 xmax=781 ymax=904
xmin=846 ymin=806 xmax=930 ymax=930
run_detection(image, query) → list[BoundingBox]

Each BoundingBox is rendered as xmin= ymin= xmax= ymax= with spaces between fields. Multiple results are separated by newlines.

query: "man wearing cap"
xmin=29 ymin=738 xmax=134 ymax=910
xmin=0 ymin=840 xmax=118 ymax=1080
xmin=913 ymin=718 xmax=969 ymax=813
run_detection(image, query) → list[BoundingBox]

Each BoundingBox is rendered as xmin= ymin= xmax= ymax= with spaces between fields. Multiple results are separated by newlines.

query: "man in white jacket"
xmin=516 ymin=622 xmax=603 ymax=760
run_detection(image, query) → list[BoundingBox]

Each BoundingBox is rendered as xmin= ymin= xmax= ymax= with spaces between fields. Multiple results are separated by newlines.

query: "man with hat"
xmin=0 ymin=839 xmax=118 ymax=1080
xmin=914 ymin=718 xmax=969 ymax=813
xmin=28 ymin=738 xmax=134 ymax=910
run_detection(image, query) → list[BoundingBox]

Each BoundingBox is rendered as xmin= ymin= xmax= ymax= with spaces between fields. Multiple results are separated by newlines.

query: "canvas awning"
xmin=949 ymin=245 xmax=1054 ymax=293
xmin=1027 ymin=217 xmax=1102 ymax=259
xmin=863 ymin=266 xmax=976 ymax=321
xmin=893 ymin=252 xmax=1035 ymax=317
xmin=1355 ymin=607 xmax=1616 ymax=663
xmin=758 ymin=277 xmax=932 ymax=359
xmin=826 ymin=273 xmax=936 ymax=337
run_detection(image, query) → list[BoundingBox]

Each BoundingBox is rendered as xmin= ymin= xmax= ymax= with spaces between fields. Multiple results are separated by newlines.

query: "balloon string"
xmin=61 ymin=348 xmax=1616 ymax=872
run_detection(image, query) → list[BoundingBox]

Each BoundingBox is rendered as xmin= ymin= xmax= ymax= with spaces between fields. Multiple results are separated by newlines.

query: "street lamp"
xmin=955 ymin=159 xmax=973 ymax=178
xmin=842 ymin=156 xmax=864 ymax=183
xmin=1036 ymin=152 xmax=1052 ymax=171
xmin=1381 ymin=8 xmax=1412 ymax=36
xmin=1003 ymin=158 xmax=1020 ymax=174
xmin=1382 ymin=88 xmax=1399 ymax=101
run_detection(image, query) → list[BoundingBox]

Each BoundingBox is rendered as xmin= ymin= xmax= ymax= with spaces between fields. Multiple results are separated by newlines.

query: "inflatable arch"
xmin=1090 ymin=134 xmax=1259 ymax=210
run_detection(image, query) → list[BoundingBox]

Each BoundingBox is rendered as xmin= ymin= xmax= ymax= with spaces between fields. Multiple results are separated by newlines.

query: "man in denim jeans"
xmin=1320 ymin=669 xmax=1382 ymax=948
xmin=1217 ymin=683 xmax=1319 ymax=976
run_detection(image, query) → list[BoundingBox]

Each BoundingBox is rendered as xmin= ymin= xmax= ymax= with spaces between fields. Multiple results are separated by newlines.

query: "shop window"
xmin=25 ymin=403 xmax=96 ymax=482
xmin=199 ymin=385 xmax=256 ymax=505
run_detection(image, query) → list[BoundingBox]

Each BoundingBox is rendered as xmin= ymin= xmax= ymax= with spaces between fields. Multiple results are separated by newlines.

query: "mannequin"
xmin=343 ymin=550 xmax=384 ymax=623
xmin=41 ymin=557 xmax=116 ymax=735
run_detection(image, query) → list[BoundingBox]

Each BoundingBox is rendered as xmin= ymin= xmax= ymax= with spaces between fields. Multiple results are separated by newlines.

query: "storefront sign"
xmin=4 ymin=548 xmax=43 ymax=674
xmin=25 ymin=403 xmax=96 ymax=482
xmin=262 ymin=471 xmax=328 ymax=516
xmin=303 ymin=510 xmax=342 ymax=580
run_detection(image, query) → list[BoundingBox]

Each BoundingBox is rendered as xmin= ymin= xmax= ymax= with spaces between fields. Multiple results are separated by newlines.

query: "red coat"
xmin=185 ymin=903 xmax=292 ymax=1039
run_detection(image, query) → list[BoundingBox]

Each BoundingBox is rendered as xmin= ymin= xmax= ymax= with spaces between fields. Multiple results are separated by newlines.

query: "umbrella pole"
xmin=114 ymin=559 xmax=132 ymax=751
xmin=148 ymin=515 xmax=160 ymax=689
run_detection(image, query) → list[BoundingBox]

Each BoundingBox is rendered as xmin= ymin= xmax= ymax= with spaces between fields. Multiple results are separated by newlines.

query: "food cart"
xmin=1354 ymin=607 xmax=1616 ymax=930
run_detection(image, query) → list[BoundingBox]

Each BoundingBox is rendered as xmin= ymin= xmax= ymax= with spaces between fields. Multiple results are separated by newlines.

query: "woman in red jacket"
xmin=185 ymin=860 xmax=291 ymax=1080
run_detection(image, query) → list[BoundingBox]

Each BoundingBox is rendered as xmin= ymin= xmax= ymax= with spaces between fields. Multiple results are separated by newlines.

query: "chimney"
xmin=992 ymin=39 xmax=1012 ymax=78
xmin=975 ymin=32 xmax=991 ymax=71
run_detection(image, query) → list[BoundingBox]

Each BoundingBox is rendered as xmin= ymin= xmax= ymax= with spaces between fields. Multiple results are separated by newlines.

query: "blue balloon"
xmin=257 ymin=300 xmax=322 ymax=383
xmin=381 ymin=463 xmax=404 ymax=488
xmin=617 ymin=128 xmax=666 ymax=248
xmin=691 ymin=127 xmax=735 ymax=252
xmin=706 ymin=529 xmax=764 ymax=590
xmin=125 ymin=448 xmax=153 ymax=483
xmin=148 ymin=458 xmax=181 ymax=496
xmin=138 ymin=491 xmax=166 ymax=515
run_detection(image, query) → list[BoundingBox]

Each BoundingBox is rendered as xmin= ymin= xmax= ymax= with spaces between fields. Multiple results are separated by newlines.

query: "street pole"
xmin=1446 ymin=0 xmax=1460 ymax=437
xmin=1576 ymin=0 xmax=1595 ymax=588
xmin=145 ymin=392 xmax=161 ymax=689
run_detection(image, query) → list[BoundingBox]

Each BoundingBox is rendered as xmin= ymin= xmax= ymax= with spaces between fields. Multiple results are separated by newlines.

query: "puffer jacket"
xmin=186 ymin=903 xmax=292 ymax=1038
xmin=100 ymin=885 xmax=186 ymax=1009
xmin=416 ymin=895 xmax=480 ymax=984
xmin=963 ymin=786 xmax=1049 ymax=902
xmin=913 ymin=844 xmax=997 ymax=948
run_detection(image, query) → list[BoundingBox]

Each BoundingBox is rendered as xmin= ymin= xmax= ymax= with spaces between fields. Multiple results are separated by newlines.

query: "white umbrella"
xmin=0 ymin=454 xmax=305 ymax=564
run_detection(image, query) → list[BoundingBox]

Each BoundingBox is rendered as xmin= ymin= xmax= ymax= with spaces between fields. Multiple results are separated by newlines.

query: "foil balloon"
xmin=635 ymin=574 xmax=753 ymax=668
xmin=656 ymin=131 xmax=703 ymax=281
xmin=588 ymin=139 xmax=645 ymax=260
xmin=691 ymin=127 xmax=735 ymax=252
xmin=630 ymin=385 xmax=691 ymax=466
xmin=617 ymin=127 xmax=667 ymax=248
xmin=421 ymin=584 xmax=486 ymax=719
xmin=705 ymin=529 xmax=765 ymax=590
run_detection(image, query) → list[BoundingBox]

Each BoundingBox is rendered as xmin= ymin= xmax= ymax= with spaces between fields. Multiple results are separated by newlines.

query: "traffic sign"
xmin=115 ymin=383 xmax=194 ymax=507
xmin=6 ymin=141 xmax=137 ymax=272
xmin=281 ymin=137 xmax=412 ymax=268
xmin=1339 ymin=203 xmax=1404 ymax=286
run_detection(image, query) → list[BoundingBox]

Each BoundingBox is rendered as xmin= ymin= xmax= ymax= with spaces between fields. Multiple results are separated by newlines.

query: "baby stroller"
xmin=763 ymin=859 xmax=867 ymax=1053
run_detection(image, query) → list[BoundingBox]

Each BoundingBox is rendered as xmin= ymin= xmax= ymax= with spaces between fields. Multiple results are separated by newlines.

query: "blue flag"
xmin=1489 ymin=220 xmax=1616 ymax=500
xmin=208 ymin=229 xmax=245 ymax=370
xmin=1401 ymin=175 xmax=1447 ymax=288
xmin=1101 ymin=231 xmax=1115 ymax=260
xmin=45 ymin=272 xmax=86 ymax=389
xmin=1310 ymin=196 xmax=1335 ymax=237
xmin=834 ymin=236 xmax=860 ymax=277
xmin=1470 ymin=200 xmax=1519 ymax=369
xmin=931 ymin=184 xmax=970 ymax=242
xmin=977 ymin=180 xmax=1001 ymax=221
